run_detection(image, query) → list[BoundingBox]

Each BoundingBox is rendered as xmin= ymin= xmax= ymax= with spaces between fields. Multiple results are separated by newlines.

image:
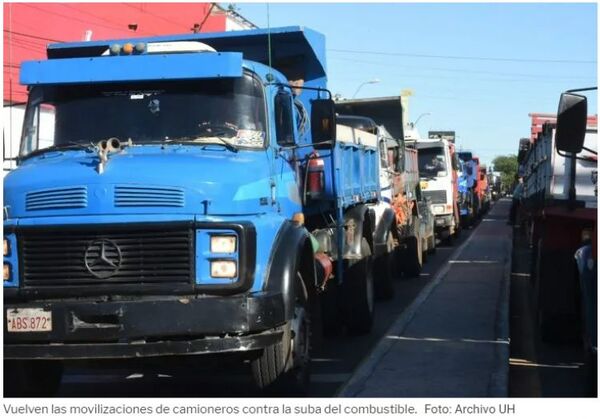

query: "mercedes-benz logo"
xmin=84 ymin=239 xmax=122 ymax=279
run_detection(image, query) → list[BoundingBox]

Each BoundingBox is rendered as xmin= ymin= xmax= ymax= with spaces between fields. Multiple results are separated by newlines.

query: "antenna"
xmin=266 ymin=3 xmax=273 ymax=80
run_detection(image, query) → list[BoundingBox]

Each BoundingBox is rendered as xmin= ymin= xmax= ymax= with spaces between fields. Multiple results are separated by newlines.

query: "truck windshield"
xmin=20 ymin=73 xmax=266 ymax=157
xmin=418 ymin=146 xmax=448 ymax=177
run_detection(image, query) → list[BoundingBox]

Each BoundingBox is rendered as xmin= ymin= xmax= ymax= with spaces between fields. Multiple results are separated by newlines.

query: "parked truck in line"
xmin=519 ymin=90 xmax=597 ymax=394
xmin=3 ymin=27 xmax=384 ymax=395
xmin=457 ymin=150 xmax=478 ymax=226
xmin=335 ymin=97 xmax=429 ymax=282
xmin=476 ymin=161 xmax=490 ymax=215
xmin=409 ymin=131 xmax=461 ymax=242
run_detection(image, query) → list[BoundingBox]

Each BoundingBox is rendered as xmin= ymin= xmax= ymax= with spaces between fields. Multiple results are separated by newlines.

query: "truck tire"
xmin=580 ymin=295 xmax=598 ymax=397
xmin=534 ymin=240 xmax=579 ymax=343
xmin=251 ymin=272 xmax=310 ymax=393
xmin=375 ymin=232 xmax=395 ymax=300
xmin=344 ymin=238 xmax=375 ymax=335
xmin=4 ymin=360 xmax=63 ymax=397
xmin=404 ymin=236 xmax=423 ymax=278
xmin=428 ymin=233 xmax=437 ymax=254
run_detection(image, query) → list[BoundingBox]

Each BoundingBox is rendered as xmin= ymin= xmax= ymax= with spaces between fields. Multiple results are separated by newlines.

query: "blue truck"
xmin=3 ymin=27 xmax=382 ymax=394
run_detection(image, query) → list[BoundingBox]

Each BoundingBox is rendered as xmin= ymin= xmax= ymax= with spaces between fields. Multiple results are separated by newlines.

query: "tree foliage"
xmin=492 ymin=154 xmax=518 ymax=191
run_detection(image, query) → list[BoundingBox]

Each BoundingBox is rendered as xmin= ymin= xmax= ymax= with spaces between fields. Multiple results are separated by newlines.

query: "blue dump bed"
xmin=335 ymin=140 xmax=379 ymax=208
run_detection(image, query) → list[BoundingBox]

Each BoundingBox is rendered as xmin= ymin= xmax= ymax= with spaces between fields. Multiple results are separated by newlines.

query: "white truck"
xmin=409 ymin=132 xmax=460 ymax=242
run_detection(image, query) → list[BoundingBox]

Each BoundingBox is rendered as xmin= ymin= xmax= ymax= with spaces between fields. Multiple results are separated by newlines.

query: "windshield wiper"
xmin=22 ymin=142 xmax=96 ymax=160
xmin=164 ymin=135 xmax=239 ymax=153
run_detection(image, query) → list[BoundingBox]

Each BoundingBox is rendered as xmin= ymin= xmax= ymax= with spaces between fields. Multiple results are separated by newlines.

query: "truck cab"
xmin=414 ymin=135 xmax=460 ymax=240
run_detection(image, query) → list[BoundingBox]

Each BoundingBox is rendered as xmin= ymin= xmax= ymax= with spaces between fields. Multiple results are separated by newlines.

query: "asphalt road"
xmin=50 ymin=223 xmax=478 ymax=397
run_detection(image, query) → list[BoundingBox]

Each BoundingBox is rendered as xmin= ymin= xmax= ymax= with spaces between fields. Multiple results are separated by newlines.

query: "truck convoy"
xmin=335 ymin=97 xmax=429 ymax=280
xmin=3 ymin=26 xmax=389 ymax=394
xmin=2 ymin=25 xmax=495 ymax=396
xmin=518 ymin=89 xmax=597 ymax=394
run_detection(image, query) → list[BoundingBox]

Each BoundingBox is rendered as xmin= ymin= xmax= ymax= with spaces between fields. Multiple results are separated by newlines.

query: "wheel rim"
xmin=290 ymin=273 xmax=310 ymax=376
xmin=291 ymin=304 xmax=309 ymax=371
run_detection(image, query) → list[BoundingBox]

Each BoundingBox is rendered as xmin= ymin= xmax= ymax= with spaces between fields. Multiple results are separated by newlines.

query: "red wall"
xmin=3 ymin=3 xmax=227 ymax=103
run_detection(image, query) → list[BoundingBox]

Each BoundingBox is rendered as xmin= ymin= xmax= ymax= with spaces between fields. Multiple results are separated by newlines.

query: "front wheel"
xmin=251 ymin=272 xmax=311 ymax=393
xmin=4 ymin=360 xmax=63 ymax=397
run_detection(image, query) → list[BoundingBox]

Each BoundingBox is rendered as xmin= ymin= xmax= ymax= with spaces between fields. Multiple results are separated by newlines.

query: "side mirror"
xmin=555 ymin=92 xmax=587 ymax=154
xmin=311 ymin=99 xmax=336 ymax=150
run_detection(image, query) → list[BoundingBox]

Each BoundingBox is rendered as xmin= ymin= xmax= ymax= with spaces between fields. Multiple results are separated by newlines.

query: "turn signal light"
xmin=3 ymin=238 xmax=9 ymax=256
xmin=4 ymin=263 xmax=11 ymax=281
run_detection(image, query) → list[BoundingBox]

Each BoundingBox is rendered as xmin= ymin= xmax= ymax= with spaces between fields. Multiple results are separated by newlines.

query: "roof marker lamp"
xmin=134 ymin=43 xmax=146 ymax=54
xmin=122 ymin=43 xmax=134 ymax=55
xmin=109 ymin=44 xmax=121 ymax=56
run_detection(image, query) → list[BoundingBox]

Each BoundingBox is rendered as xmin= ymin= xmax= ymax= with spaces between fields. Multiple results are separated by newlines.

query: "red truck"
xmin=519 ymin=90 xmax=597 ymax=394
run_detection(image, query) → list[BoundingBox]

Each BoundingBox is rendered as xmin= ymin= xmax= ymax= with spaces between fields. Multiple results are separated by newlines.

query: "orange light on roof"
xmin=122 ymin=43 xmax=134 ymax=55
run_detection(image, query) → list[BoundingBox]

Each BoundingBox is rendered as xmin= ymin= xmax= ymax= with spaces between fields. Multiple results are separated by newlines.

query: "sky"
xmin=237 ymin=2 xmax=597 ymax=166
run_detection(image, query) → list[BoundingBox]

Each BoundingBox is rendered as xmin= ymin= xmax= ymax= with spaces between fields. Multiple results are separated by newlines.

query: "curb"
xmin=336 ymin=231 xmax=476 ymax=397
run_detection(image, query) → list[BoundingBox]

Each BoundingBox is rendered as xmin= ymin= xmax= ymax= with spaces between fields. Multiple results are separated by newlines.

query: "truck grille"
xmin=26 ymin=187 xmax=87 ymax=211
xmin=423 ymin=190 xmax=448 ymax=204
xmin=19 ymin=226 xmax=194 ymax=287
xmin=114 ymin=186 xmax=185 ymax=208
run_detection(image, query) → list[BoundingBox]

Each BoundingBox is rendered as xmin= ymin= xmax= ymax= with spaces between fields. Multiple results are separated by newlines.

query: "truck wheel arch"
xmin=263 ymin=221 xmax=316 ymax=320
xmin=343 ymin=204 xmax=376 ymax=258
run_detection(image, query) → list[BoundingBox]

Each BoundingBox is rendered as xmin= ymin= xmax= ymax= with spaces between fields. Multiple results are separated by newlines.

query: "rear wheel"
xmin=404 ymin=235 xmax=423 ymax=278
xmin=534 ymin=240 xmax=579 ymax=343
xmin=344 ymin=238 xmax=375 ymax=335
xmin=251 ymin=272 xmax=311 ymax=393
xmin=375 ymin=232 xmax=395 ymax=300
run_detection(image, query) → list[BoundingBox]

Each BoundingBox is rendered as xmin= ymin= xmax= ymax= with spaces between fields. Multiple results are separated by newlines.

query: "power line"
xmin=329 ymin=48 xmax=596 ymax=64
xmin=20 ymin=3 xmax=135 ymax=34
xmin=3 ymin=29 xmax=63 ymax=43
xmin=58 ymin=4 xmax=157 ymax=36
xmin=328 ymin=56 xmax=594 ymax=81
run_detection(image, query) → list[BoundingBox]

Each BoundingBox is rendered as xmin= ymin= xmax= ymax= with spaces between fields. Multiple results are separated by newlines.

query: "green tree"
xmin=492 ymin=154 xmax=518 ymax=191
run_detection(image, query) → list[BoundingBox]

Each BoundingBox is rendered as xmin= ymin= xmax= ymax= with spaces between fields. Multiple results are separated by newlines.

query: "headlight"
xmin=210 ymin=260 xmax=237 ymax=278
xmin=433 ymin=205 xmax=445 ymax=214
xmin=3 ymin=238 xmax=9 ymax=256
xmin=4 ymin=263 xmax=11 ymax=281
xmin=210 ymin=235 xmax=237 ymax=253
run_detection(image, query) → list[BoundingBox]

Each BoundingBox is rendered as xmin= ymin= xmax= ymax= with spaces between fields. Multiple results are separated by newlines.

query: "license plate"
xmin=6 ymin=308 xmax=52 ymax=333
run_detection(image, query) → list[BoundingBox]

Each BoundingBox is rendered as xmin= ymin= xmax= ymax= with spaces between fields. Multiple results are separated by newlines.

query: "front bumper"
xmin=4 ymin=291 xmax=285 ymax=360
xmin=434 ymin=214 xmax=453 ymax=228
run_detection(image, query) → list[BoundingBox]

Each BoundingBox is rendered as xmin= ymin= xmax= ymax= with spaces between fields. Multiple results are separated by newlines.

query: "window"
xmin=274 ymin=92 xmax=294 ymax=146
xmin=19 ymin=73 xmax=267 ymax=157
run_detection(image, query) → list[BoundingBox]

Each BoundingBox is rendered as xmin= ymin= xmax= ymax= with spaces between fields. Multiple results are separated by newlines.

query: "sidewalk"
xmin=339 ymin=199 xmax=512 ymax=397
